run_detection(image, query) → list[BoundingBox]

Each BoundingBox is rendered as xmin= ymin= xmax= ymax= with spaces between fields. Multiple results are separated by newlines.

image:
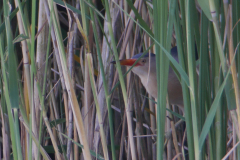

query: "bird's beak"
xmin=111 ymin=59 xmax=139 ymax=66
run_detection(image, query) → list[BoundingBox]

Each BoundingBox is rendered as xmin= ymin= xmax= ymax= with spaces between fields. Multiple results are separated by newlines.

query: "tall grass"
xmin=0 ymin=0 xmax=240 ymax=159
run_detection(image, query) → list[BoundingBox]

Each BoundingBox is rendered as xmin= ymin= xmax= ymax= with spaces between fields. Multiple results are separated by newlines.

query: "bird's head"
xmin=112 ymin=53 xmax=156 ymax=77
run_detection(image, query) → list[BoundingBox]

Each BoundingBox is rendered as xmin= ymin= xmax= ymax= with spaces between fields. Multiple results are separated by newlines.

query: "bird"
xmin=112 ymin=46 xmax=183 ymax=107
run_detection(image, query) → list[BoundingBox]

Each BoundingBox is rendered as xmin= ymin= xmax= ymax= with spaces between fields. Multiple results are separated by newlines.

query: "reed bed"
xmin=0 ymin=0 xmax=240 ymax=159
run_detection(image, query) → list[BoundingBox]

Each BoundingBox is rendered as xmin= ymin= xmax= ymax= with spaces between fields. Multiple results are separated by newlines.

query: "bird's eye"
xmin=141 ymin=59 xmax=146 ymax=63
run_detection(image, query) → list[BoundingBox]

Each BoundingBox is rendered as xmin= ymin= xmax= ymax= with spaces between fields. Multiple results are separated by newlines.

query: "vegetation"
xmin=0 ymin=0 xmax=240 ymax=159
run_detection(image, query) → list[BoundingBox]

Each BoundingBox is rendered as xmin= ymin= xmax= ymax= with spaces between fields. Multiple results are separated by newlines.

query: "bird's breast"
xmin=138 ymin=71 xmax=183 ymax=107
xmin=139 ymin=74 xmax=158 ymax=99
